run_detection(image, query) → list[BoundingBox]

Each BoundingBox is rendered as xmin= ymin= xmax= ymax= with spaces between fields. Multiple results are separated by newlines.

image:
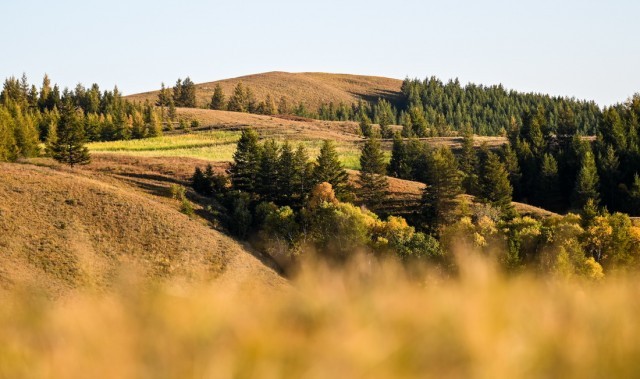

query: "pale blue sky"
xmin=1 ymin=0 xmax=638 ymax=105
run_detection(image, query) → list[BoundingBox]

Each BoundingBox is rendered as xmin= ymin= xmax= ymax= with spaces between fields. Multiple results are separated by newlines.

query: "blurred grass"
xmin=87 ymin=132 xmax=379 ymax=170
xmin=2 ymin=256 xmax=640 ymax=378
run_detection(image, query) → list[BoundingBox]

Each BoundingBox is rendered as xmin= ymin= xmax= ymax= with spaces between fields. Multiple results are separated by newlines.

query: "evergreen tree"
xmin=227 ymin=82 xmax=247 ymax=112
xmin=409 ymin=107 xmax=428 ymax=137
xmin=49 ymin=104 xmax=91 ymax=167
xmin=358 ymin=136 xmax=388 ymax=209
xmin=573 ymin=148 xmax=600 ymax=209
xmin=292 ymin=143 xmax=312 ymax=205
xmin=172 ymin=78 xmax=183 ymax=106
xmin=277 ymin=140 xmax=296 ymax=205
xmin=156 ymin=82 xmax=170 ymax=107
xmin=209 ymin=84 xmax=226 ymax=110
xmin=277 ymin=96 xmax=289 ymax=114
xmin=538 ymin=153 xmax=562 ymax=212
xmin=478 ymin=151 xmax=514 ymax=215
xmin=421 ymin=146 xmax=462 ymax=230
xmin=459 ymin=124 xmax=477 ymax=194
xmin=359 ymin=114 xmax=373 ymax=137
xmin=257 ymin=139 xmax=280 ymax=202
xmin=388 ymin=133 xmax=411 ymax=179
xmin=180 ymin=77 xmax=197 ymax=108
xmin=598 ymin=144 xmax=620 ymax=211
xmin=313 ymin=140 xmax=350 ymax=199
xmin=500 ymin=143 xmax=522 ymax=199
xmin=263 ymin=94 xmax=276 ymax=115
xmin=229 ymin=129 xmax=261 ymax=193
xmin=167 ymin=98 xmax=177 ymax=122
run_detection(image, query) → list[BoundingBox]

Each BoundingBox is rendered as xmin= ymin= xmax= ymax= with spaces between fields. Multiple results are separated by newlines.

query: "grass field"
xmin=2 ymin=256 xmax=640 ymax=378
xmin=88 ymin=132 xmax=374 ymax=170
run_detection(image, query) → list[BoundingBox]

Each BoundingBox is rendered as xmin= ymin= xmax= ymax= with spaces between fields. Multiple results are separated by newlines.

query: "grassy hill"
xmin=0 ymin=159 xmax=286 ymax=296
xmin=126 ymin=71 xmax=404 ymax=109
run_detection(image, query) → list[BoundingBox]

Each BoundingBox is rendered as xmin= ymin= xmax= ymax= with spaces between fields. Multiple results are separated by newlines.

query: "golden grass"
xmin=0 ymin=162 xmax=284 ymax=296
xmin=2 ymin=255 xmax=639 ymax=378
xmin=126 ymin=71 xmax=404 ymax=110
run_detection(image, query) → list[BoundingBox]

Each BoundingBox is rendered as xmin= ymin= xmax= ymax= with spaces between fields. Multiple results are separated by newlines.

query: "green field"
xmin=88 ymin=131 xmax=381 ymax=170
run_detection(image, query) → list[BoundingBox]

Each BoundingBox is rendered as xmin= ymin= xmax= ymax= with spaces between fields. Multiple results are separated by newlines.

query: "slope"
xmin=126 ymin=71 xmax=404 ymax=110
xmin=0 ymin=161 xmax=286 ymax=297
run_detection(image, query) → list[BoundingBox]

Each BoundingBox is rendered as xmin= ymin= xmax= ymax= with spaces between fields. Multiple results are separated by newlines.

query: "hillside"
xmin=0 ymin=160 xmax=286 ymax=296
xmin=126 ymin=71 xmax=404 ymax=110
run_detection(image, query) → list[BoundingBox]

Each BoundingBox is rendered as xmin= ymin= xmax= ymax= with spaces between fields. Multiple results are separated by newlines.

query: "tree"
xmin=180 ymin=77 xmax=197 ymax=108
xmin=157 ymin=82 xmax=170 ymax=107
xmin=313 ymin=140 xmax=350 ymax=199
xmin=48 ymin=104 xmax=91 ymax=167
xmin=388 ymin=133 xmax=411 ymax=179
xmin=277 ymin=140 xmax=297 ymax=205
xmin=359 ymin=114 xmax=373 ymax=137
xmin=209 ymin=84 xmax=226 ymax=110
xmin=227 ymin=83 xmax=247 ymax=112
xmin=358 ymin=136 xmax=388 ymax=209
xmin=257 ymin=139 xmax=280 ymax=202
xmin=478 ymin=151 xmax=514 ymax=215
xmin=229 ymin=129 xmax=261 ymax=193
xmin=573 ymin=148 xmax=600 ymax=210
xmin=537 ymin=153 xmax=562 ymax=212
xmin=459 ymin=124 xmax=477 ymax=194
xmin=277 ymin=96 xmax=289 ymax=114
xmin=421 ymin=146 xmax=462 ymax=231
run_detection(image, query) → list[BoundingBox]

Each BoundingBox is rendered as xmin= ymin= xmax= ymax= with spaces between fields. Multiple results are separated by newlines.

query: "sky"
xmin=1 ymin=0 xmax=639 ymax=106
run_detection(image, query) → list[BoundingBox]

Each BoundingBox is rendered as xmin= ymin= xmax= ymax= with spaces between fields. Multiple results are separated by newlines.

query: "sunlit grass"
xmin=2 ymin=257 xmax=640 ymax=378
xmin=87 ymin=132 xmax=380 ymax=170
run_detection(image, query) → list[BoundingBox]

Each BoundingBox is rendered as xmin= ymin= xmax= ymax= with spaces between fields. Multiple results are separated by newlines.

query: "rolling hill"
xmin=126 ymin=71 xmax=404 ymax=110
xmin=0 ymin=159 xmax=286 ymax=297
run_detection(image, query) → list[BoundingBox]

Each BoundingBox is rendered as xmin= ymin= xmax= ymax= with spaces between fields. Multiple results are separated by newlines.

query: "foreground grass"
xmin=87 ymin=132 xmax=376 ymax=170
xmin=2 ymin=257 xmax=639 ymax=378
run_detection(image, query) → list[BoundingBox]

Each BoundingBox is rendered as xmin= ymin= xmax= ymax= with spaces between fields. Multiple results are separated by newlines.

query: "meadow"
xmin=87 ymin=131 xmax=382 ymax=170
xmin=1 ymin=255 xmax=639 ymax=379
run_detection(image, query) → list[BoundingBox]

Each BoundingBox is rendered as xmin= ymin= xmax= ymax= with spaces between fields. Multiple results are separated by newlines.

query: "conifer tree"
xmin=359 ymin=114 xmax=373 ymax=137
xmin=49 ymin=104 xmax=91 ymax=167
xmin=313 ymin=140 xmax=349 ymax=198
xmin=263 ymin=94 xmax=276 ymax=115
xmin=500 ymin=143 xmax=522 ymax=198
xmin=277 ymin=96 xmax=289 ymax=114
xmin=478 ymin=151 xmax=513 ymax=215
xmin=277 ymin=140 xmax=296 ymax=205
xmin=172 ymin=78 xmax=183 ymax=106
xmin=358 ymin=136 xmax=388 ymax=209
xmin=410 ymin=107 xmax=428 ymax=137
xmin=459 ymin=124 xmax=477 ymax=194
xmin=421 ymin=146 xmax=462 ymax=230
xmin=227 ymin=83 xmax=247 ymax=112
xmin=598 ymin=144 xmax=620 ymax=210
xmin=388 ymin=133 xmax=411 ymax=179
xmin=257 ymin=139 xmax=280 ymax=202
xmin=573 ymin=149 xmax=600 ymax=209
xmin=156 ymin=82 xmax=170 ymax=107
xmin=209 ymin=84 xmax=226 ymax=110
xmin=292 ymin=143 xmax=312 ymax=205
xmin=180 ymin=77 xmax=197 ymax=108
xmin=229 ymin=128 xmax=261 ymax=193
xmin=168 ymin=98 xmax=177 ymax=122
xmin=538 ymin=153 xmax=561 ymax=212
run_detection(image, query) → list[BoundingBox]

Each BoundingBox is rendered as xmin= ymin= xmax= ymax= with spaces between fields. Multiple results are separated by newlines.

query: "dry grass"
xmin=1 ymin=255 xmax=639 ymax=378
xmin=0 ymin=161 xmax=285 ymax=297
xmin=126 ymin=71 xmax=404 ymax=110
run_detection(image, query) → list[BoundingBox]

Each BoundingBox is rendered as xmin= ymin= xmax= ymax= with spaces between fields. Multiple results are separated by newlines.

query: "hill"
xmin=0 ymin=160 xmax=286 ymax=296
xmin=126 ymin=71 xmax=404 ymax=110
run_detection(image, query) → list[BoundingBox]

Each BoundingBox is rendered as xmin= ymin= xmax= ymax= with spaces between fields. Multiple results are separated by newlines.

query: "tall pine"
xmin=358 ymin=136 xmax=388 ymax=209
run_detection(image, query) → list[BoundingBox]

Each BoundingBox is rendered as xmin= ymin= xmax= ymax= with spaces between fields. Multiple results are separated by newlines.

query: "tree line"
xmin=0 ymin=74 xmax=166 ymax=162
xmin=190 ymin=128 xmax=640 ymax=277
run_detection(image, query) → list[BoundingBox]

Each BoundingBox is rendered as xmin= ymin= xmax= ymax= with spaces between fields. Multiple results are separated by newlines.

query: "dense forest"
xmin=0 ymin=74 xmax=164 ymax=162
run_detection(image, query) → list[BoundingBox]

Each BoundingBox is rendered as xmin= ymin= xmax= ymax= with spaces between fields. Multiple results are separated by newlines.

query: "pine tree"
xmin=156 ymin=82 xmax=170 ymax=107
xmin=573 ymin=148 xmax=600 ymax=209
xmin=313 ymin=140 xmax=349 ymax=198
xmin=598 ymin=144 xmax=620 ymax=211
xmin=229 ymin=129 xmax=261 ymax=193
xmin=192 ymin=166 xmax=210 ymax=195
xmin=167 ymin=98 xmax=177 ymax=122
xmin=478 ymin=151 xmax=513 ymax=216
xmin=49 ymin=104 xmax=90 ymax=167
xmin=500 ymin=143 xmax=522 ymax=199
xmin=257 ymin=139 xmax=280 ymax=202
xmin=277 ymin=140 xmax=296 ymax=205
xmin=172 ymin=78 xmax=183 ymax=106
xmin=292 ymin=143 xmax=312 ymax=205
xmin=421 ymin=146 xmax=462 ymax=230
xmin=245 ymin=87 xmax=257 ymax=113
xmin=537 ymin=153 xmax=561 ymax=212
xmin=388 ymin=133 xmax=411 ymax=179
xmin=209 ymin=84 xmax=226 ymax=110
xmin=38 ymin=74 xmax=52 ymax=111
xmin=628 ymin=173 xmax=640 ymax=215
xmin=358 ymin=136 xmax=388 ymax=209
xmin=277 ymin=96 xmax=289 ymax=114
xmin=263 ymin=94 xmax=276 ymax=115
xmin=227 ymin=83 xmax=247 ymax=112
xmin=409 ymin=107 xmax=428 ymax=137
xmin=180 ymin=77 xmax=197 ymax=108
xmin=359 ymin=114 xmax=373 ymax=137
xmin=459 ymin=124 xmax=477 ymax=194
